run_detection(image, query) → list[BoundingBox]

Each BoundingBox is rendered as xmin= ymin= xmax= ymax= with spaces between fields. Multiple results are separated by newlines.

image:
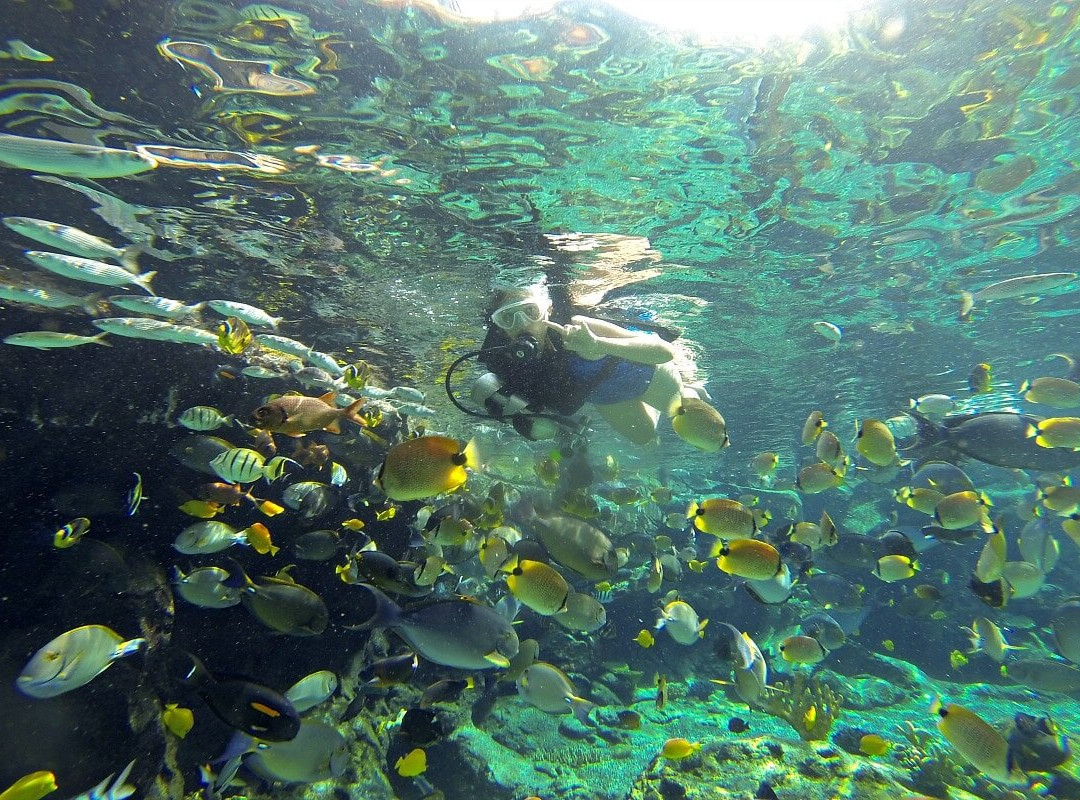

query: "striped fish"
xmin=210 ymin=448 xmax=267 ymax=483
xmin=25 ymin=251 xmax=156 ymax=295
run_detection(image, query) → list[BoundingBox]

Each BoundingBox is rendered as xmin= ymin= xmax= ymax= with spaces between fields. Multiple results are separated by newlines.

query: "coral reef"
xmin=762 ymin=672 xmax=843 ymax=741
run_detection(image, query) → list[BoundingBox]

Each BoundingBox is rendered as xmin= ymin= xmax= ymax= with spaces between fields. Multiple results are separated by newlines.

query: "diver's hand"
xmin=547 ymin=320 xmax=605 ymax=359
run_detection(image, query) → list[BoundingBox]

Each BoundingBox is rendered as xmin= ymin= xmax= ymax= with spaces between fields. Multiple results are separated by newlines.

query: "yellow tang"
xmin=633 ymin=629 xmax=655 ymax=648
xmin=376 ymin=505 xmax=398 ymax=521
xmin=660 ymin=738 xmax=701 ymax=760
xmin=395 ymin=747 xmax=427 ymax=777
xmin=179 ymin=500 xmax=224 ymax=519
xmin=859 ymin=734 xmax=891 ymax=756
xmin=856 ymin=419 xmax=898 ymax=467
xmin=375 ymin=436 xmax=478 ymax=501
xmin=243 ymin=522 xmax=279 ymax=556
xmin=341 ymin=518 xmax=365 ymax=531
xmin=715 ymin=539 xmax=781 ymax=580
xmin=163 ymin=703 xmax=194 ymax=738
xmin=0 ymin=772 xmax=57 ymax=800
xmin=803 ymin=704 xmax=818 ymax=731
xmin=506 ymin=560 xmax=569 ymax=616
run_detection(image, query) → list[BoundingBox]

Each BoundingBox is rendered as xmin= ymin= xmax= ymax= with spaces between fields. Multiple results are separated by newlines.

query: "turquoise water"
xmin=1 ymin=1 xmax=1080 ymax=798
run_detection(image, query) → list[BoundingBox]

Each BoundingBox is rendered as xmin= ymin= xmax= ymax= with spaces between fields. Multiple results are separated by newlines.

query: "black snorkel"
xmin=443 ymin=342 xmax=583 ymax=440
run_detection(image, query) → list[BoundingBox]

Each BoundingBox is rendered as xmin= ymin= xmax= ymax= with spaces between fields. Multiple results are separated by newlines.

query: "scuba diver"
xmin=445 ymin=281 xmax=724 ymax=447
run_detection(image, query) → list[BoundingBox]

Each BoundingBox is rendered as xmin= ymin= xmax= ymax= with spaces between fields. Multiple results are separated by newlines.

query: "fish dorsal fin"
xmin=318 ymin=391 xmax=336 ymax=405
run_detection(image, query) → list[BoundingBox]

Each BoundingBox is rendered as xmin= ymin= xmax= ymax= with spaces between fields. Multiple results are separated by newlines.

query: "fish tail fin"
xmin=347 ymin=583 xmax=402 ymax=631
xmin=119 ymin=244 xmax=143 ymax=273
xmin=114 ymin=637 xmax=147 ymax=659
xmin=221 ymin=557 xmax=252 ymax=590
xmin=905 ymin=409 xmax=946 ymax=450
xmin=961 ymin=626 xmax=980 ymax=653
xmin=462 ymin=437 xmax=480 ymax=470
xmin=92 ymin=333 xmax=113 ymax=347
xmin=103 ymin=759 xmax=137 ymax=800
xmin=567 ymin=695 xmax=597 ymax=726
xmin=80 ymin=291 xmax=105 ymax=315
xmin=341 ymin=397 xmax=366 ymax=427
xmin=959 ymin=291 xmax=975 ymax=321
xmin=135 ymin=270 xmax=157 ymax=296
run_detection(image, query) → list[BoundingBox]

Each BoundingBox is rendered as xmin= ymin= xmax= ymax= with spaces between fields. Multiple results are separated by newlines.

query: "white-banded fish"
xmin=25 ymin=251 xmax=156 ymax=294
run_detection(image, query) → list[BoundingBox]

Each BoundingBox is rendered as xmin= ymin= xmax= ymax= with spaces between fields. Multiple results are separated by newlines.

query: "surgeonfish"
xmin=931 ymin=698 xmax=1026 ymax=784
xmin=60 ymin=761 xmax=135 ymax=800
xmin=553 ymin=592 xmax=607 ymax=633
xmin=171 ymin=565 xmax=242 ymax=608
xmin=516 ymin=662 xmax=596 ymax=724
xmin=656 ymin=600 xmax=707 ymax=645
xmin=359 ymin=652 xmax=418 ymax=687
xmin=173 ymin=521 xmax=277 ymax=555
xmin=353 ymin=584 xmax=519 ymax=670
xmin=374 ymin=436 xmax=478 ymax=501
xmin=517 ymin=506 xmax=619 ymax=581
xmin=963 ymin=617 xmax=1017 ymax=664
xmin=17 ymin=624 xmax=146 ymax=698
xmin=284 ymin=670 xmax=339 ymax=713
xmin=668 ymin=396 xmax=730 ymax=451
xmin=394 ymin=748 xmax=426 ymax=778
xmin=240 ymin=719 xmax=348 ymax=783
xmin=909 ymin=411 xmax=1080 ymax=471
xmin=170 ymin=649 xmax=299 ymax=740
xmin=223 ymin=560 xmax=328 ymax=636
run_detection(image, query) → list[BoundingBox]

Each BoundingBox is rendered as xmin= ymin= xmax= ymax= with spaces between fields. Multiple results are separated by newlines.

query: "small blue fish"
xmin=126 ymin=472 xmax=145 ymax=516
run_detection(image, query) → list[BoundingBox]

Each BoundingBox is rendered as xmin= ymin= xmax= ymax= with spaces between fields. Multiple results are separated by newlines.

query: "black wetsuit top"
xmin=477 ymin=327 xmax=592 ymax=417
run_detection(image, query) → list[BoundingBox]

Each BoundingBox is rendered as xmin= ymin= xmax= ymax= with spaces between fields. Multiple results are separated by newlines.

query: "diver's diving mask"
xmin=491 ymin=299 xmax=547 ymax=330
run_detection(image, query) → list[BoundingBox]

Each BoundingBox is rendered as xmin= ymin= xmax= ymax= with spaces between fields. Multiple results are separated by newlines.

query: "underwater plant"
xmin=762 ymin=673 xmax=843 ymax=741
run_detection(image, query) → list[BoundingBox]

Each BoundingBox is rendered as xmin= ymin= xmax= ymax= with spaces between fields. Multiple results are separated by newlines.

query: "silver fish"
xmin=92 ymin=317 xmax=217 ymax=345
xmin=4 ymin=331 xmax=110 ymax=349
xmin=207 ymin=300 xmax=283 ymax=329
xmin=974 ymin=272 xmax=1077 ymax=301
xmin=284 ymin=670 xmax=339 ymax=712
xmin=0 ymin=284 xmax=99 ymax=312
xmin=172 ymin=566 xmax=242 ymax=609
xmin=25 ymin=251 xmax=156 ymax=294
xmin=107 ymin=295 xmax=205 ymax=319
xmin=256 ymin=334 xmax=311 ymax=359
xmin=17 ymin=624 xmax=145 ymax=698
xmin=0 ymin=133 xmax=156 ymax=178
xmin=4 ymin=217 xmax=141 ymax=271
